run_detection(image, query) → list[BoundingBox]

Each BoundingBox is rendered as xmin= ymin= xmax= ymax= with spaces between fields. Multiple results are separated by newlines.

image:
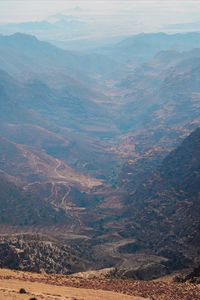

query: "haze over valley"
xmin=1 ymin=1 xmax=200 ymax=299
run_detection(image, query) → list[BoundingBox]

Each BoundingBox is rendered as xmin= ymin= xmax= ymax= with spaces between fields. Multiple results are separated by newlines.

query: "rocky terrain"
xmin=122 ymin=128 xmax=200 ymax=258
xmin=0 ymin=235 xmax=93 ymax=274
xmin=0 ymin=268 xmax=200 ymax=300
xmin=0 ymin=269 xmax=141 ymax=300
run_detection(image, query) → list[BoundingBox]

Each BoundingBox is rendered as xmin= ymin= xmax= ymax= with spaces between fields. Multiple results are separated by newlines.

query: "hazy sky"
xmin=1 ymin=1 xmax=200 ymax=35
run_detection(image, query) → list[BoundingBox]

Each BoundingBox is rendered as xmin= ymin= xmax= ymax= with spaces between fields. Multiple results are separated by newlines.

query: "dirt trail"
xmin=54 ymin=159 xmax=66 ymax=179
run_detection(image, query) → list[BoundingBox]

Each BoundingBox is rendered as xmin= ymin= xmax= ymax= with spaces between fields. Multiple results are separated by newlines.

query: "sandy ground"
xmin=0 ymin=269 xmax=146 ymax=300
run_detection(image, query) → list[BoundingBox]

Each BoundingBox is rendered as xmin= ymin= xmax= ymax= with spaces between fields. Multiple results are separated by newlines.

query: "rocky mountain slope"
xmin=3 ymin=128 xmax=195 ymax=279
xmin=118 ymin=48 xmax=200 ymax=191
xmin=0 ymin=32 xmax=200 ymax=279
xmin=120 ymin=128 xmax=200 ymax=269
xmin=0 ymin=235 xmax=92 ymax=274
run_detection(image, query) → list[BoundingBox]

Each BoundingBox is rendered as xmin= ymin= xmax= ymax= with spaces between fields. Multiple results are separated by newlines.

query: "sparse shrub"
xmin=19 ymin=288 xmax=27 ymax=294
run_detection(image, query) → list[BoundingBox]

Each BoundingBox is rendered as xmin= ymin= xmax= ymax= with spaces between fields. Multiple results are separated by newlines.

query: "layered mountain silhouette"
xmin=0 ymin=32 xmax=200 ymax=277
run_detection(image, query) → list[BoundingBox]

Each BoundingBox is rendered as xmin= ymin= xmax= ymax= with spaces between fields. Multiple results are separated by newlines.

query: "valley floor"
xmin=0 ymin=269 xmax=200 ymax=300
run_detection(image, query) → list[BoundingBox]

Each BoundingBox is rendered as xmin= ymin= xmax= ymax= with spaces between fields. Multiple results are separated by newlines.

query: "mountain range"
xmin=0 ymin=32 xmax=200 ymax=279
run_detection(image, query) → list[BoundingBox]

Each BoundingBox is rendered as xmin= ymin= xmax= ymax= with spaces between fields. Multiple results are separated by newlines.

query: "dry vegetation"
xmin=0 ymin=269 xmax=145 ymax=300
xmin=0 ymin=268 xmax=200 ymax=300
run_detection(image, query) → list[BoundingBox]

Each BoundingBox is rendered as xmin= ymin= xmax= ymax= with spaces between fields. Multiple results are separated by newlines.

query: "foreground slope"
xmin=1 ymin=268 xmax=200 ymax=300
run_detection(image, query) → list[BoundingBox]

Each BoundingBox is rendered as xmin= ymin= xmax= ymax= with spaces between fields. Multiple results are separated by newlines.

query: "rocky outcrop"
xmin=0 ymin=235 xmax=91 ymax=274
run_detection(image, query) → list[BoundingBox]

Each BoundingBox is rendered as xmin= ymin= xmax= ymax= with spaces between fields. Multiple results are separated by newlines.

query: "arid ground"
xmin=1 ymin=268 xmax=200 ymax=300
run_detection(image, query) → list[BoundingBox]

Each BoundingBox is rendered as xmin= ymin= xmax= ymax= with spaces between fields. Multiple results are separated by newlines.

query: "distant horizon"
xmin=2 ymin=30 xmax=200 ymax=39
xmin=1 ymin=1 xmax=200 ymax=38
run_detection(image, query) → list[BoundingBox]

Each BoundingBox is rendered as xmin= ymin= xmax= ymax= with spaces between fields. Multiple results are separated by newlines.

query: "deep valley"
xmin=0 ymin=30 xmax=200 ymax=292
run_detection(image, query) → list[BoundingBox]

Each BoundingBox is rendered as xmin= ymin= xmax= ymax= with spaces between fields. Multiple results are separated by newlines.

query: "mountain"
xmin=0 ymin=136 xmax=102 ymax=188
xmin=0 ymin=35 xmax=124 ymax=185
xmin=0 ymin=68 xmax=113 ymax=135
xmin=0 ymin=31 xmax=200 ymax=280
xmin=118 ymin=48 xmax=200 ymax=192
xmin=121 ymin=128 xmax=200 ymax=267
xmin=0 ymin=172 xmax=67 ymax=226
xmin=77 ymin=129 xmax=200 ymax=278
xmin=0 ymin=33 xmax=121 ymax=84
xmin=102 ymin=32 xmax=200 ymax=64
xmin=0 ymin=15 xmax=93 ymax=49
xmin=1 ymin=129 xmax=200 ymax=278
xmin=0 ymin=67 xmax=122 ymax=185
xmin=0 ymin=234 xmax=92 ymax=274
